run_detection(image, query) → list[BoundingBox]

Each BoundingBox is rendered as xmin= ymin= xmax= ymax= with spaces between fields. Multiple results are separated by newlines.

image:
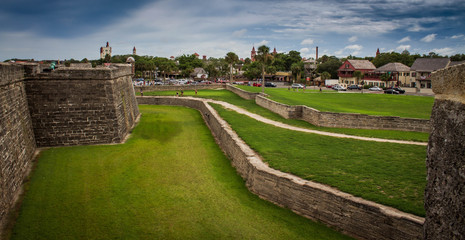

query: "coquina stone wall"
xmin=425 ymin=63 xmax=465 ymax=239
xmin=136 ymin=83 xmax=224 ymax=92
xmin=0 ymin=64 xmax=37 ymax=229
xmin=255 ymin=95 xmax=431 ymax=132
xmin=1 ymin=63 xmax=140 ymax=232
xmin=137 ymin=96 xmax=424 ymax=240
xmin=225 ymin=84 xmax=260 ymax=100
xmin=25 ymin=64 xmax=140 ymax=147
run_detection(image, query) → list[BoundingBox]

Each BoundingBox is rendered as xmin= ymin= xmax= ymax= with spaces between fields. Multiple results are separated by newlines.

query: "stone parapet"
xmin=255 ymin=94 xmax=430 ymax=132
xmin=137 ymin=96 xmax=424 ymax=240
xmin=136 ymin=83 xmax=224 ymax=92
xmin=225 ymin=84 xmax=260 ymax=100
xmin=425 ymin=63 xmax=465 ymax=239
xmin=25 ymin=64 xmax=139 ymax=147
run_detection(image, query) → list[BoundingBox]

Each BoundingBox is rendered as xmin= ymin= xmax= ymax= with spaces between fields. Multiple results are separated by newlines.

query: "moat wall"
xmin=425 ymin=63 xmax=465 ymax=239
xmin=0 ymin=63 xmax=139 ymax=231
xmin=138 ymin=96 xmax=424 ymax=240
xmin=255 ymin=95 xmax=430 ymax=132
xmin=0 ymin=64 xmax=37 ymax=229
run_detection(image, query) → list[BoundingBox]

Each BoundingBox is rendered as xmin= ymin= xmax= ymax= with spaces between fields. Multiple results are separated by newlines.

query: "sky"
xmin=1 ymin=0 xmax=465 ymax=61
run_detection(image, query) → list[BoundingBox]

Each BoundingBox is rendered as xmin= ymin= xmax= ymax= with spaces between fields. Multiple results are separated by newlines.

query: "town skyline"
xmin=1 ymin=0 xmax=465 ymax=61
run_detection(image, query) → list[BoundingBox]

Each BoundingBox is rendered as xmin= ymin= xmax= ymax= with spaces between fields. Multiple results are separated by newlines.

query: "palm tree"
xmin=225 ymin=52 xmax=239 ymax=83
xmin=353 ymin=70 xmax=364 ymax=93
xmin=255 ymin=45 xmax=272 ymax=93
xmin=291 ymin=62 xmax=303 ymax=84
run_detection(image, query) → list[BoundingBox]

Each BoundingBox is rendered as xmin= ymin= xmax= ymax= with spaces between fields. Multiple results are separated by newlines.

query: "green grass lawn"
xmin=211 ymin=103 xmax=427 ymax=217
xmin=9 ymin=105 xmax=351 ymax=240
xmin=141 ymin=89 xmax=429 ymax=142
xmin=235 ymin=85 xmax=434 ymax=119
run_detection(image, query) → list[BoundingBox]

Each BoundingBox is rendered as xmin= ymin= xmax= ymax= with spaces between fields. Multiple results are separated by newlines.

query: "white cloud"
xmin=421 ymin=34 xmax=437 ymax=42
xmin=300 ymin=47 xmax=310 ymax=53
xmin=345 ymin=44 xmax=363 ymax=51
xmin=233 ymin=29 xmax=247 ymax=37
xmin=431 ymin=47 xmax=454 ymax=56
xmin=348 ymin=36 xmax=358 ymax=42
xmin=257 ymin=40 xmax=269 ymax=46
xmin=301 ymin=38 xmax=314 ymax=45
xmin=396 ymin=45 xmax=411 ymax=51
xmin=451 ymin=34 xmax=464 ymax=39
xmin=398 ymin=36 xmax=410 ymax=43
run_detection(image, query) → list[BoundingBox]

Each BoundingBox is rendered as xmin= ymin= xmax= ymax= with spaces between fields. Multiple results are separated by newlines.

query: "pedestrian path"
xmin=204 ymin=99 xmax=427 ymax=146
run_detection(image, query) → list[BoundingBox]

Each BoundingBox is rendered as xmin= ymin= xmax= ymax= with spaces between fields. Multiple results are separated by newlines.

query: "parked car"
xmin=265 ymin=82 xmax=277 ymax=87
xmin=253 ymin=82 xmax=262 ymax=87
xmin=347 ymin=85 xmax=361 ymax=90
xmin=333 ymin=85 xmax=347 ymax=91
xmin=369 ymin=86 xmax=383 ymax=91
xmin=384 ymin=89 xmax=400 ymax=94
xmin=386 ymin=87 xmax=405 ymax=94
xmin=291 ymin=83 xmax=304 ymax=89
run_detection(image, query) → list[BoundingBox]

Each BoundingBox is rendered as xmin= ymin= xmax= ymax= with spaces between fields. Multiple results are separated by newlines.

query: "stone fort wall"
xmin=0 ymin=64 xmax=37 ymax=229
xmin=137 ymin=96 xmax=424 ymax=240
xmin=425 ymin=63 xmax=465 ymax=239
xmin=0 ymin=63 xmax=139 ymax=230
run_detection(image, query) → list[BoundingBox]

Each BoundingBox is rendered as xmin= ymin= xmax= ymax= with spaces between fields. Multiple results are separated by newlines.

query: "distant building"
xmin=337 ymin=60 xmax=376 ymax=85
xmin=410 ymin=58 xmax=450 ymax=90
xmin=251 ymin=46 xmax=256 ymax=62
xmin=100 ymin=42 xmax=112 ymax=59
xmin=133 ymin=46 xmax=136 ymax=56
xmin=365 ymin=62 xmax=411 ymax=87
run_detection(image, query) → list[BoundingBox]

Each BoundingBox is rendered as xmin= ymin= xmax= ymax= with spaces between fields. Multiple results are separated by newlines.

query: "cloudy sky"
xmin=1 ymin=0 xmax=464 ymax=61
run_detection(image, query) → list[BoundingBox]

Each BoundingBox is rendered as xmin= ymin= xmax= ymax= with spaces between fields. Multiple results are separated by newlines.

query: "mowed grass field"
xmin=235 ymin=85 xmax=434 ymax=119
xmin=211 ymin=104 xmax=427 ymax=217
xmin=142 ymin=89 xmax=430 ymax=142
xmin=9 ymin=105 xmax=351 ymax=240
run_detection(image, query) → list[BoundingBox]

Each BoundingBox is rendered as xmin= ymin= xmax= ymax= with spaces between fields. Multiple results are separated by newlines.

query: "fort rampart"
xmin=135 ymin=83 xmax=224 ymax=92
xmin=225 ymin=85 xmax=431 ymax=132
xmin=0 ymin=63 xmax=139 ymax=230
xmin=425 ymin=63 xmax=465 ymax=239
xmin=137 ymin=96 xmax=424 ymax=240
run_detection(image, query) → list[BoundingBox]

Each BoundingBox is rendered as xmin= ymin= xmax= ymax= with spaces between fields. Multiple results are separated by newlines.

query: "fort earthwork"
xmin=1 ymin=62 xmax=464 ymax=239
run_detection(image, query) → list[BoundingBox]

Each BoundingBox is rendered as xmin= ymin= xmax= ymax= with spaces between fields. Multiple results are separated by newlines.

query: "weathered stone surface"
xmin=425 ymin=63 xmax=465 ymax=239
xmin=0 ymin=63 xmax=139 ymax=231
xmin=0 ymin=64 xmax=36 ymax=230
xmin=254 ymin=94 xmax=431 ymax=132
xmin=138 ymin=96 xmax=424 ymax=240
xmin=136 ymin=83 xmax=225 ymax=92
xmin=225 ymin=84 xmax=259 ymax=100
xmin=25 ymin=65 xmax=139 ymax=147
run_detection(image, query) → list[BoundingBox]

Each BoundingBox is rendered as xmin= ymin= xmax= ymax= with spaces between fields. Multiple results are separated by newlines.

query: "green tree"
xmin=242 ymin=61 xmax=261 ymax=80
xmin=380 ymin=73 xmax=391 ymax=88
xmin=353 ymin=70 xmax=364 ymax=85
xmin=320 ymin=71 xmax=331 ymax=81
xmin=291 ymin=62 xmax=304 ymax=84
xmin=317 ymin=57 xmax=341 ymax=79
xmin=225 ymin=52 xmax=239 ymax=83
xmin=255 ymin=45 xmax=273 ymax=93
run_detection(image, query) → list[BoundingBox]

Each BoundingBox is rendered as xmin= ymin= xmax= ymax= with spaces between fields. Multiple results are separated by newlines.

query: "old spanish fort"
xmin=1 ymin=1 xmax=465 ymax=239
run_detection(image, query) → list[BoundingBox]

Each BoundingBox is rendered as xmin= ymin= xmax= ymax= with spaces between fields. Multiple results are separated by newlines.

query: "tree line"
xmin=51 ymin=49 xmax=465 ymax=82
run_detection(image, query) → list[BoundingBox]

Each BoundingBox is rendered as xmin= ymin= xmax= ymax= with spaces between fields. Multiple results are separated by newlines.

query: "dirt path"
xmin=205 ymin=99 xmax=427 ymax=146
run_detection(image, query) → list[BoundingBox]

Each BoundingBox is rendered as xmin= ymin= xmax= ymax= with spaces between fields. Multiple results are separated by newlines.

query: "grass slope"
xmin=143 ymin=89 xmax=429 ymax=142
xmin=10 ymin=105 xmax=351 ymax=240
xmin=236 ymin=85 xmax=434 ymax=119
xmin=211 ymin=104 xmax=427 ymax=217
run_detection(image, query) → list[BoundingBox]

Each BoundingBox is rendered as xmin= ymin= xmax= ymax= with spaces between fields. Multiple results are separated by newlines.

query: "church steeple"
xmin=133 ymin=46 xmax=136 ymax=56
xmin=251 ymin=46 xmax=256 ymax=62
xmin=376 ymin=48 xmax=380 ymax=57
xmin=273 ymin=47 xmax=277 ymax=55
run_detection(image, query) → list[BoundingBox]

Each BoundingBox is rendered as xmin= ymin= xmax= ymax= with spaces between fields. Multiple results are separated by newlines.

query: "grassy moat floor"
xmin=8 ymin=105 xmax=352 ymax=240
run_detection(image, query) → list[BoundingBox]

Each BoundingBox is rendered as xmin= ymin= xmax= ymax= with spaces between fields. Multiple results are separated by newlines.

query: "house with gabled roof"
xmin=337 ymin=59 xmax=376 ymax=85
xmin=410 ymin=58 xmax=450 ymax=92
xmin=364 ymin=62 xmax=411 ymax=87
